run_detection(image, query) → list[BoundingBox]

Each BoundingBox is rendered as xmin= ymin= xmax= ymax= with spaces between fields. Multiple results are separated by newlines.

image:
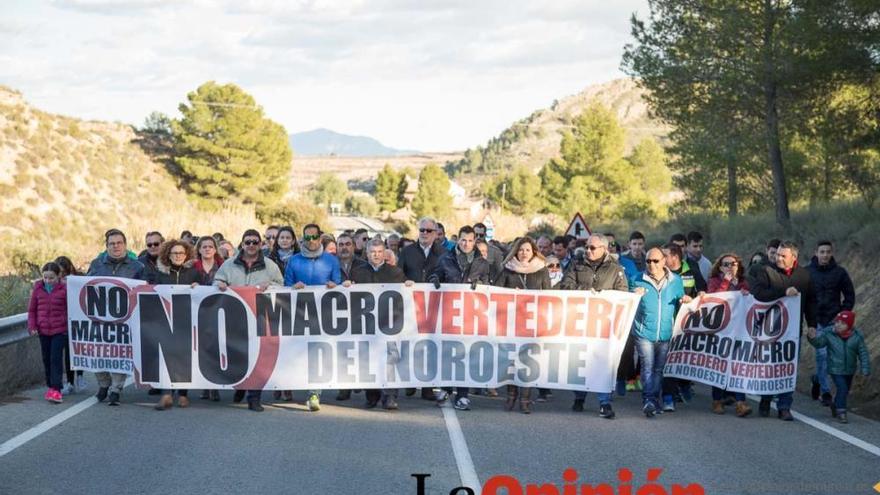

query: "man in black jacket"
xmin=399 ymin=217 xmax=447 ymax=284
xmin=350 ymin=239 xmax=407 ymax=409
xmin=331 ymin=233 xmax=369 ymax=402
xmin=428 ymin=225 xmax=490 ymax=411
xmin=137 ymin=231 xmax=164 ymax=284
xmin=748 ymin=241 xmax=817 ymax=421
xmin=336 ymin=233 xmax=368 ymax=283
xmin=398 ymin=217 xmax=448 ymax=400
xmin=807 ymin=240 xmax=855 ymax=405
xmin=474 ymin=223 xmax=504 ymax=282
xmin=560 ymin=234 xmax=629 ymax=419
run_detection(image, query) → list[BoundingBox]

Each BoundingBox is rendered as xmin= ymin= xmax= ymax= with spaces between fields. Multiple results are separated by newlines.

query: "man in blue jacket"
xmin=631 ymin=247 xmax=691 ymax=418
xmin=284 ymin=224 xmax=341 ymax=412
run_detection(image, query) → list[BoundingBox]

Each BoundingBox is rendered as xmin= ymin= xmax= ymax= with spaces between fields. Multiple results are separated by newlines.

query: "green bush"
xmin=0 ymin=275 xmax=32 ymax=318
xmin=256 ymin=200 xmax=329 ymax=230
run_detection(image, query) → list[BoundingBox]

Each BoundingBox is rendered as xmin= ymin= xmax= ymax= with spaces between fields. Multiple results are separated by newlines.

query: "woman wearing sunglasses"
xmin=706 ymin=253 xmax=752 ymax=417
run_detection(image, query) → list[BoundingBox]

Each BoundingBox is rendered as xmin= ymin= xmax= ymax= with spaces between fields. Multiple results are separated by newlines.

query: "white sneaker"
xmin=75 ymin=375 xmax=88 ymax=392
xmin=435 ymin=390 xmax=449 ymax=403
xmin=60 ymin=383 xmax=73 ymax=395
xmin=453 ymin=397 xmax=471 ymax=411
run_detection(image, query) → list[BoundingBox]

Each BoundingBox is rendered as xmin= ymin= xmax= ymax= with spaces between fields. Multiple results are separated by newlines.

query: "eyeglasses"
xmin=586 ymin=245 xmax=603 ymax=251
xmin=265 ymin=235 xmax=276 ymax=240
xmin=419 ymin=228 xmax=435 ymax=233
xmin=721 ymin=261 xmax=739 ymax=268
xmin=548 ymin=263 xmax=560 ymax=268
xmin=646 ymin=259 xmax=663 ymax=264
xmin=302 ymin=234 xmax=320 ymax=241
xmin=475 ymin=232 xmax=486 ymax=238
xmin=146 ymin=242 xmax=161 ymax=248
xmin=243 ymin=240 xmax=261 ymax=246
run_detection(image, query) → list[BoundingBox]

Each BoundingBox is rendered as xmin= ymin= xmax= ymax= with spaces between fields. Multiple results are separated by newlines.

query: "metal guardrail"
xmin=0 ymin=313 xmax=30 ymax=348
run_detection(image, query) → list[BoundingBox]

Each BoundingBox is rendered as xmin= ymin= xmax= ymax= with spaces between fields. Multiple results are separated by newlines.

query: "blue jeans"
xmin=831 ymin=374 xmax=854 ymax=411
xmin=636 ymin=337 xmax=669 ymax=407
xmin=814 ymin=324 xmax=833 ymax=394
xmin=573 ymin=390 xmax=613 ymax=406
xmin=776 ymin=392 xmax=793 ymax=410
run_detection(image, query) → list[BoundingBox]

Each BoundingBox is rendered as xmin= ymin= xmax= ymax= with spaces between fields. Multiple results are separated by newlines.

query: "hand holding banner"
xmin=664 ymin=292 xmax=801 ymax=394
xmin=67 ymin=276 xmax=641 ymax=392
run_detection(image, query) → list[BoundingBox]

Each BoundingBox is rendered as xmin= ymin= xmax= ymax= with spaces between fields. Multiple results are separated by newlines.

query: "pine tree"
xmin=172 ymin=81 xmax=292 ymax=208
xmin=310 ymin=172 xmax=349 ymax=211
xmin=375 ymin=164 xmax=403 ymax=212
xmin=411 ymin=163 xmax=452 ymax=220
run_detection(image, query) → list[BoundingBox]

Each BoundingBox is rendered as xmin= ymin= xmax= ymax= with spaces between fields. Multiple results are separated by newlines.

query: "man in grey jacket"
xmin=560 ymin=234 xmax=629 ymax=419
xmin=214 ymin=229 xmax=284 ymax=412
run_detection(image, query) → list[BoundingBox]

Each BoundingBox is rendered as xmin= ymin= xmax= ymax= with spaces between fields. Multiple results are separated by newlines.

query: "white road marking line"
xmin=440 ymin=402 xmax=481 ymax=490
xmin=747 ymin=394 xmax=880 ymax=457
xmin=0 ymin=379 xmax=133 ymax=458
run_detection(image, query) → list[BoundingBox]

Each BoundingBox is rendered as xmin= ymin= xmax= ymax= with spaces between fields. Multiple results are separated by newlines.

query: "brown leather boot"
xmin=735 ymin=401 xmax=752 ymax=417
xmin=712 ymin=400 xmax=725 ymax=414
xmin=155 ymin=394 xmax=173 ymax=410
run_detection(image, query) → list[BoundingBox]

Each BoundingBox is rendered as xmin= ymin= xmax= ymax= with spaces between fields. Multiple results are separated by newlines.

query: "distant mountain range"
xmin=289 ymin=128 xmax=419 ymax=157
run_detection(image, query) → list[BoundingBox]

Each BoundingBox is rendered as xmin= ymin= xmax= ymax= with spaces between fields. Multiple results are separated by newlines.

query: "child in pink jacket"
xmin=27 ymin=262 xmax=69 ymax=404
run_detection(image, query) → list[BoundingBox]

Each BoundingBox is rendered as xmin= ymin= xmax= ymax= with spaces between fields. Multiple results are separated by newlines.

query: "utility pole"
xmin=500 ymin=182 xmax=506 ymax=213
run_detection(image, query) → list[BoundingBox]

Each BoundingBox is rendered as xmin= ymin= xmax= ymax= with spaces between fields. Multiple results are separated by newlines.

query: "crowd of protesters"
xmin=26 ymin=219 xmax=870 ymax=422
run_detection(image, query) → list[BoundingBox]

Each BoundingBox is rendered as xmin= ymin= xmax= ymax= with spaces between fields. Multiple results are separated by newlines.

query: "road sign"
xmin=565 ymin=212 xmax=591 ymax=239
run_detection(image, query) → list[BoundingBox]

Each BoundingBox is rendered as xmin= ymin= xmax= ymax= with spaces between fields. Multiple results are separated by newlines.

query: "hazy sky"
xmin=1 ymin=0 xmax=648 ymax=151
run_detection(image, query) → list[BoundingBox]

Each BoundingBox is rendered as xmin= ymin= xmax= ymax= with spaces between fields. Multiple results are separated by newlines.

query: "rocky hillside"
xmin=447 ymin=78 xmax=671 ymax=188
xmin=0 ymin=86 xmax=257 ymax=273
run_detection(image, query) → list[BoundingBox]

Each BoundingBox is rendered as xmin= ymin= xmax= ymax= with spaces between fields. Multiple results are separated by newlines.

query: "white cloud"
xmin=2 ymin=0 xmax=648 ymax=151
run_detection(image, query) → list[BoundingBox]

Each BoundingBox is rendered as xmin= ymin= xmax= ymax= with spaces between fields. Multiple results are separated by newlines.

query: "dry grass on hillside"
xmin=0 ymin=87 xmax=261 ymax=274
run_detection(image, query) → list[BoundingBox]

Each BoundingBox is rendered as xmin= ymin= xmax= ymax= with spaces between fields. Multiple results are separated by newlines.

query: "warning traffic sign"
xmin=565 ymin=212 xmax=592 ymax=239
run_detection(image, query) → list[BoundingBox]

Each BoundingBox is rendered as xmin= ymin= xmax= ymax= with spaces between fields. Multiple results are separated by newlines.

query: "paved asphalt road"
xmin=1 ymin=379 xmax=878 ymax=495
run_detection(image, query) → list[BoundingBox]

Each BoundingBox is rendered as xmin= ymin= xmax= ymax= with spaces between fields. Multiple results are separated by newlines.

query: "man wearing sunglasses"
xmin=137 ymin=231 xmax=165 ymax=284
xmin=560 ymin=234 xmax=630 ymax=419
xmin=214 ymin=229 xmax=284 ymax=412
xmin=283 ymin=224 xmax=342 ymax=412
xmin=631 ymin=247 xmax=689 ymax=418
xmin=399 ymin=217 xmax=448 ymax=400
xmin=262 ymin=225 xmax=280 ymax=255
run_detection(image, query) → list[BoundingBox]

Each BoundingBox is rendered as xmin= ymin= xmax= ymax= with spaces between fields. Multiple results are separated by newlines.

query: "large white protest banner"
xmin=67 ymin=276 xmax=641 ymax=392
xmin=664 ymin=292 xmax=801 ymax=395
